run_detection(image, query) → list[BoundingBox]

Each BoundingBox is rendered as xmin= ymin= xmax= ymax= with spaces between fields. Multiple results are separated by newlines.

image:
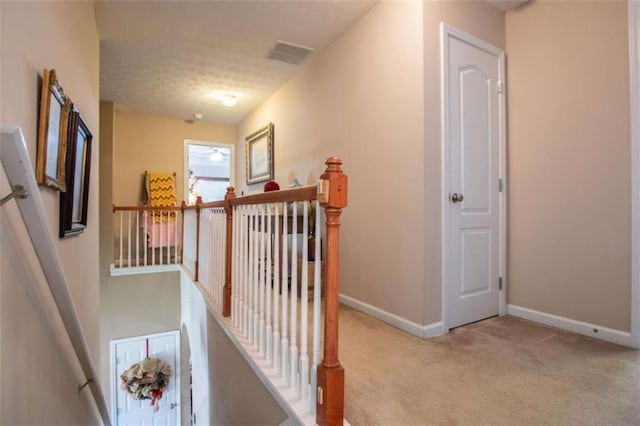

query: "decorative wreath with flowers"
xmin=120 ymin=357 xmax=172 ymax=411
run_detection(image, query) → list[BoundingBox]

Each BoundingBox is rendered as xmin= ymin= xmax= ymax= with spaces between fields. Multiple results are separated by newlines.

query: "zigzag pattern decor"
xmin=147 ymin=172 xmax=176 ymax=222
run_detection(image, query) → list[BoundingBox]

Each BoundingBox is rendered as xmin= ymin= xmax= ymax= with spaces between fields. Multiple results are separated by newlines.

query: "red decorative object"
xmin=264 ymin=180 xmax=280 ymax=192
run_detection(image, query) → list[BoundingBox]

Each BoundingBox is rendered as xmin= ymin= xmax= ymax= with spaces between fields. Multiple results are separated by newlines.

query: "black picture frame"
xmin=60 ymin=109 xmax=92 ymax=238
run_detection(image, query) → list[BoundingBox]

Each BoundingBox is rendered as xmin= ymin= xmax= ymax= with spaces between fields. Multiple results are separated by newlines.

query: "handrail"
xmin=112 ymin=204 xmax=182 ymax=212
xmin=112 ymin=185 xmax=319 ymax=213
xmin=1 ymin=126 xmax=111 ymax=425
xmin=228 ymin=185 xmax=317 ymax=206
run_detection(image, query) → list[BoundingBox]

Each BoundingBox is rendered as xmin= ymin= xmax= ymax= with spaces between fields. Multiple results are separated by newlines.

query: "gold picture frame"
xmin=245 ymin=123 xmax=274 ymax=185
xmin=37 ymin=69 xmax=71 ymax=191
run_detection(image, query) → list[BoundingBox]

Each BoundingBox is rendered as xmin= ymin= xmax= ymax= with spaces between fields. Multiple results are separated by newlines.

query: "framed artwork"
xmin=60 ymin=109 xmax=92 ymax=238
xmin=245 ymin=123 xmax=274 ymax=185
xmin=37 ymin=69 xmax=71 ymax=191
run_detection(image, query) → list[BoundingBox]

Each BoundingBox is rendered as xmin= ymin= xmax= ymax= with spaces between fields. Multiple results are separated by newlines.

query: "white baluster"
xmin=244 ymin=206 xmax=250 ymax=338
xmin=281 ymin=203 xmax=289 ymax=382
xmin=220 ymin=209 xmax=225 ymax=307
xmin=160 ymin=211 xmax=164 ymax=265
xmin=253 ymin=209 xmax=260 ymax=346
xmin=151 ymin=210 xmax=156 ymax=266
xmin=166 ymin=210 xmax=171 ymax=265
xmin=273 ymin=203 xmax=280 ymax=372
xmin=136 ymin=211 xmax=140 ymax=267
xmin=266 ymin=204 xmax=273 ymax=364
xmin=259 ymin=208 xmax=267 ymax=356
xmin=232 ymin=206 xmax=238 ymax=326
xmin=127 ymin=211 xmax=131 ymax=267
xmin=144 ymin=210 xmax=148 ymax=266
xmin=174 ymin=208 xmax=178 ymax=264
xmin=290 ymin=202 xmax=299 ymax=395
xmin=300 ymin=201 xmax=309 ymax=401
xmin=311 ymin=201 xmax=322 ymax=413
xmin=119 ymin=212 xmax=123 ymax=268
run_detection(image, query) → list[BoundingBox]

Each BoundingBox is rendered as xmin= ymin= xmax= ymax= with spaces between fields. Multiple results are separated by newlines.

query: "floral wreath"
xmin=120 ymin=357 xmax=172 ymax=411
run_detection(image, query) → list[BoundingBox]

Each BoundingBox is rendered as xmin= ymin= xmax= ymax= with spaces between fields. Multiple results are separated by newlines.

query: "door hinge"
xmin=499 ymin=277 xmax=503 ymax=291
xmin=498 ymin=178 xmax=504 ymax=193
xmin=497 ymin=80 xmax=505 ymax=94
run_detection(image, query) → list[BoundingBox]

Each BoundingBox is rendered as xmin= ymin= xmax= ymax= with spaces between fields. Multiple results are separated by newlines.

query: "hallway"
xmin=340 ymin=307 xmax=640 ymax=425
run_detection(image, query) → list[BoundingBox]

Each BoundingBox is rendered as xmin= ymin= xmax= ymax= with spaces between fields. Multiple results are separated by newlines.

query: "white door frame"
xmin=183 ymin=139 xmax=236 ymax=203
xmin=109 ymin=330 xmax=181 ymax=424
xmin=629 ymin=0 xmax=640 ymax=349
xmin=440 ymin=23 xmax=507 ymax=332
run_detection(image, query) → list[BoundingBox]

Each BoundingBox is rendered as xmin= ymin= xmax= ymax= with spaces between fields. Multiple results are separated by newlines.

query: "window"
xmin=185 ymin=142 xmax=232 ymax=204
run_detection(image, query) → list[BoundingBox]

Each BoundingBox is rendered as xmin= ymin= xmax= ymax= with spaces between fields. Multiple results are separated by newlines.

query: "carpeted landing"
xmin=339 ymin=306 xmax=640 ymax=425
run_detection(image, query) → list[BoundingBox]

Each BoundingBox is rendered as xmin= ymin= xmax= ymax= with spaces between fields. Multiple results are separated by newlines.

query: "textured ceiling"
xmin=97 ymin=1 xmax=377 ymax=125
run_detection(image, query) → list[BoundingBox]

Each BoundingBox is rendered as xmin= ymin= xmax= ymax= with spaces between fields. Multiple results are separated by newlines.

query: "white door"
xmin=442 ymin=24 xmax=505 ymax=329
xmin=111 ymin=331 xmax=181 ymax=426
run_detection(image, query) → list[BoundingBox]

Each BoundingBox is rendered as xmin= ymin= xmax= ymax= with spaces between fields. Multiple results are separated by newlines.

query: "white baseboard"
xmin=507 ymin=304 xmax=633 ymax=347
xmin=339 ymin=294 xmax=446 ymax=339
xmin=110 ymin=263 xmax=180 ymax=276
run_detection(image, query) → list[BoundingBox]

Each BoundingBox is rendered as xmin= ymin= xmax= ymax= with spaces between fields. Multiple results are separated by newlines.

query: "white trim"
xmin=339 ymin=294 xmax=446 ymax=339
xmin=110 ymin=330 xmax=182 ymax=425
xmin=628 ymin=0 xmax=640 ymax=349
xmin=439 ymin=23 xmax=507 ymax=332
xmin=507 ymin=305 xmax=632 ymax=347
xmin=110 ymin=263 xmax=181 ymax=276
xmin=183 ymin=139 xmax=235 ymax=203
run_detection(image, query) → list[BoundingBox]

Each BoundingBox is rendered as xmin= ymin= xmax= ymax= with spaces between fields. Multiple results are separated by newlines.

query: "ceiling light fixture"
xmin=221 ymin=94 xmax=237 ymax=107
xmin=194 ymin=113 xmax=203 ymax=120
xmin=210 ymin=148 xmax=223 ymax=163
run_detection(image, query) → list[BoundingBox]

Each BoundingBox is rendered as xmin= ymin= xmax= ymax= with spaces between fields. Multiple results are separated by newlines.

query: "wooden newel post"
xmin=317 ymin=157 xmax=348 ymax=426
xmin=195 ymin=196 xmax=202 ymax=282
xmin=223 ymin=187 xmax=236 ymax=317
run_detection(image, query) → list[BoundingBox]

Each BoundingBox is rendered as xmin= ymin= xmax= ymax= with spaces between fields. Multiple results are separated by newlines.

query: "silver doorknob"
xmin=451 ymin=193 xmax=464 ymax=203
xmin=169 ymin=403 xmax=177 ymax=410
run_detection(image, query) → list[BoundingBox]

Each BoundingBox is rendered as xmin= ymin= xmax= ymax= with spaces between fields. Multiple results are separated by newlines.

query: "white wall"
xmin=180 ymin=272 xmax=211 ymax=426
xmin=0 ymin=1 xmax=102 ymax=423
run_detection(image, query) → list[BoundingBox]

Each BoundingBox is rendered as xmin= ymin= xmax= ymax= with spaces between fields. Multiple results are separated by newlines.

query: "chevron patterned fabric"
xmin=147 ymin=172 xmax=176 ymax=222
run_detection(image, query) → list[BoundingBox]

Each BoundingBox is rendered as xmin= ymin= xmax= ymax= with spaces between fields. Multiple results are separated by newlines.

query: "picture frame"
xmin=60 ymin=109 xmax=92 ymax=238
xmin=37 ymin=69 xmax=71 ymax=191
xmin=245 ymin=123 xmax=274 ymax=185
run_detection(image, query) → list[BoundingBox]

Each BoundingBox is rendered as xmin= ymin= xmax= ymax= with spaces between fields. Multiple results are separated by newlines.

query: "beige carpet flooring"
xmin=339 ymin=306 xmax=640 ymax=425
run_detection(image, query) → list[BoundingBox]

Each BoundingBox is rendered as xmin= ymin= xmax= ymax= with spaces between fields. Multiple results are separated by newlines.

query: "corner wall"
xmin=506 ymin=1 xmax=631 ymax=331
xmin=236 ymin=1 xmax=505 ymax=327
xmin=0 ymin=1 xmax=101 ymax=423
xmin=237 ymin=0 xmax=427 ymax=325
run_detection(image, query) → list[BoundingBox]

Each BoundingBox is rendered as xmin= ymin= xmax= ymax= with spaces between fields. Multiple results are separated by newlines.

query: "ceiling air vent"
xmin=266 ymin=41 xmax=314 ymax=65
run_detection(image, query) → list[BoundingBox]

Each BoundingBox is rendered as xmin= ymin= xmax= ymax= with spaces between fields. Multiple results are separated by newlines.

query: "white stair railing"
xmin=112 ymin=206 xmax=181 ymax=271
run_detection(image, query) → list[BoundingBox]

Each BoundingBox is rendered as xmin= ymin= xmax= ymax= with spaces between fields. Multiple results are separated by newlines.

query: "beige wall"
xmin=113 ymin=110 xmax=236 ymax=206
xmin=0 ymin=1 xmax=101 ymax=423
xmin=237 ymin=1 xmax=427 ymax=324
xmin=506 ymin=1 xmax=631 ymax=331
xmin=207 ymin=315 xmax=287 ymax=425
xmin=237 ymin=1 xmax=505 ymax=326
